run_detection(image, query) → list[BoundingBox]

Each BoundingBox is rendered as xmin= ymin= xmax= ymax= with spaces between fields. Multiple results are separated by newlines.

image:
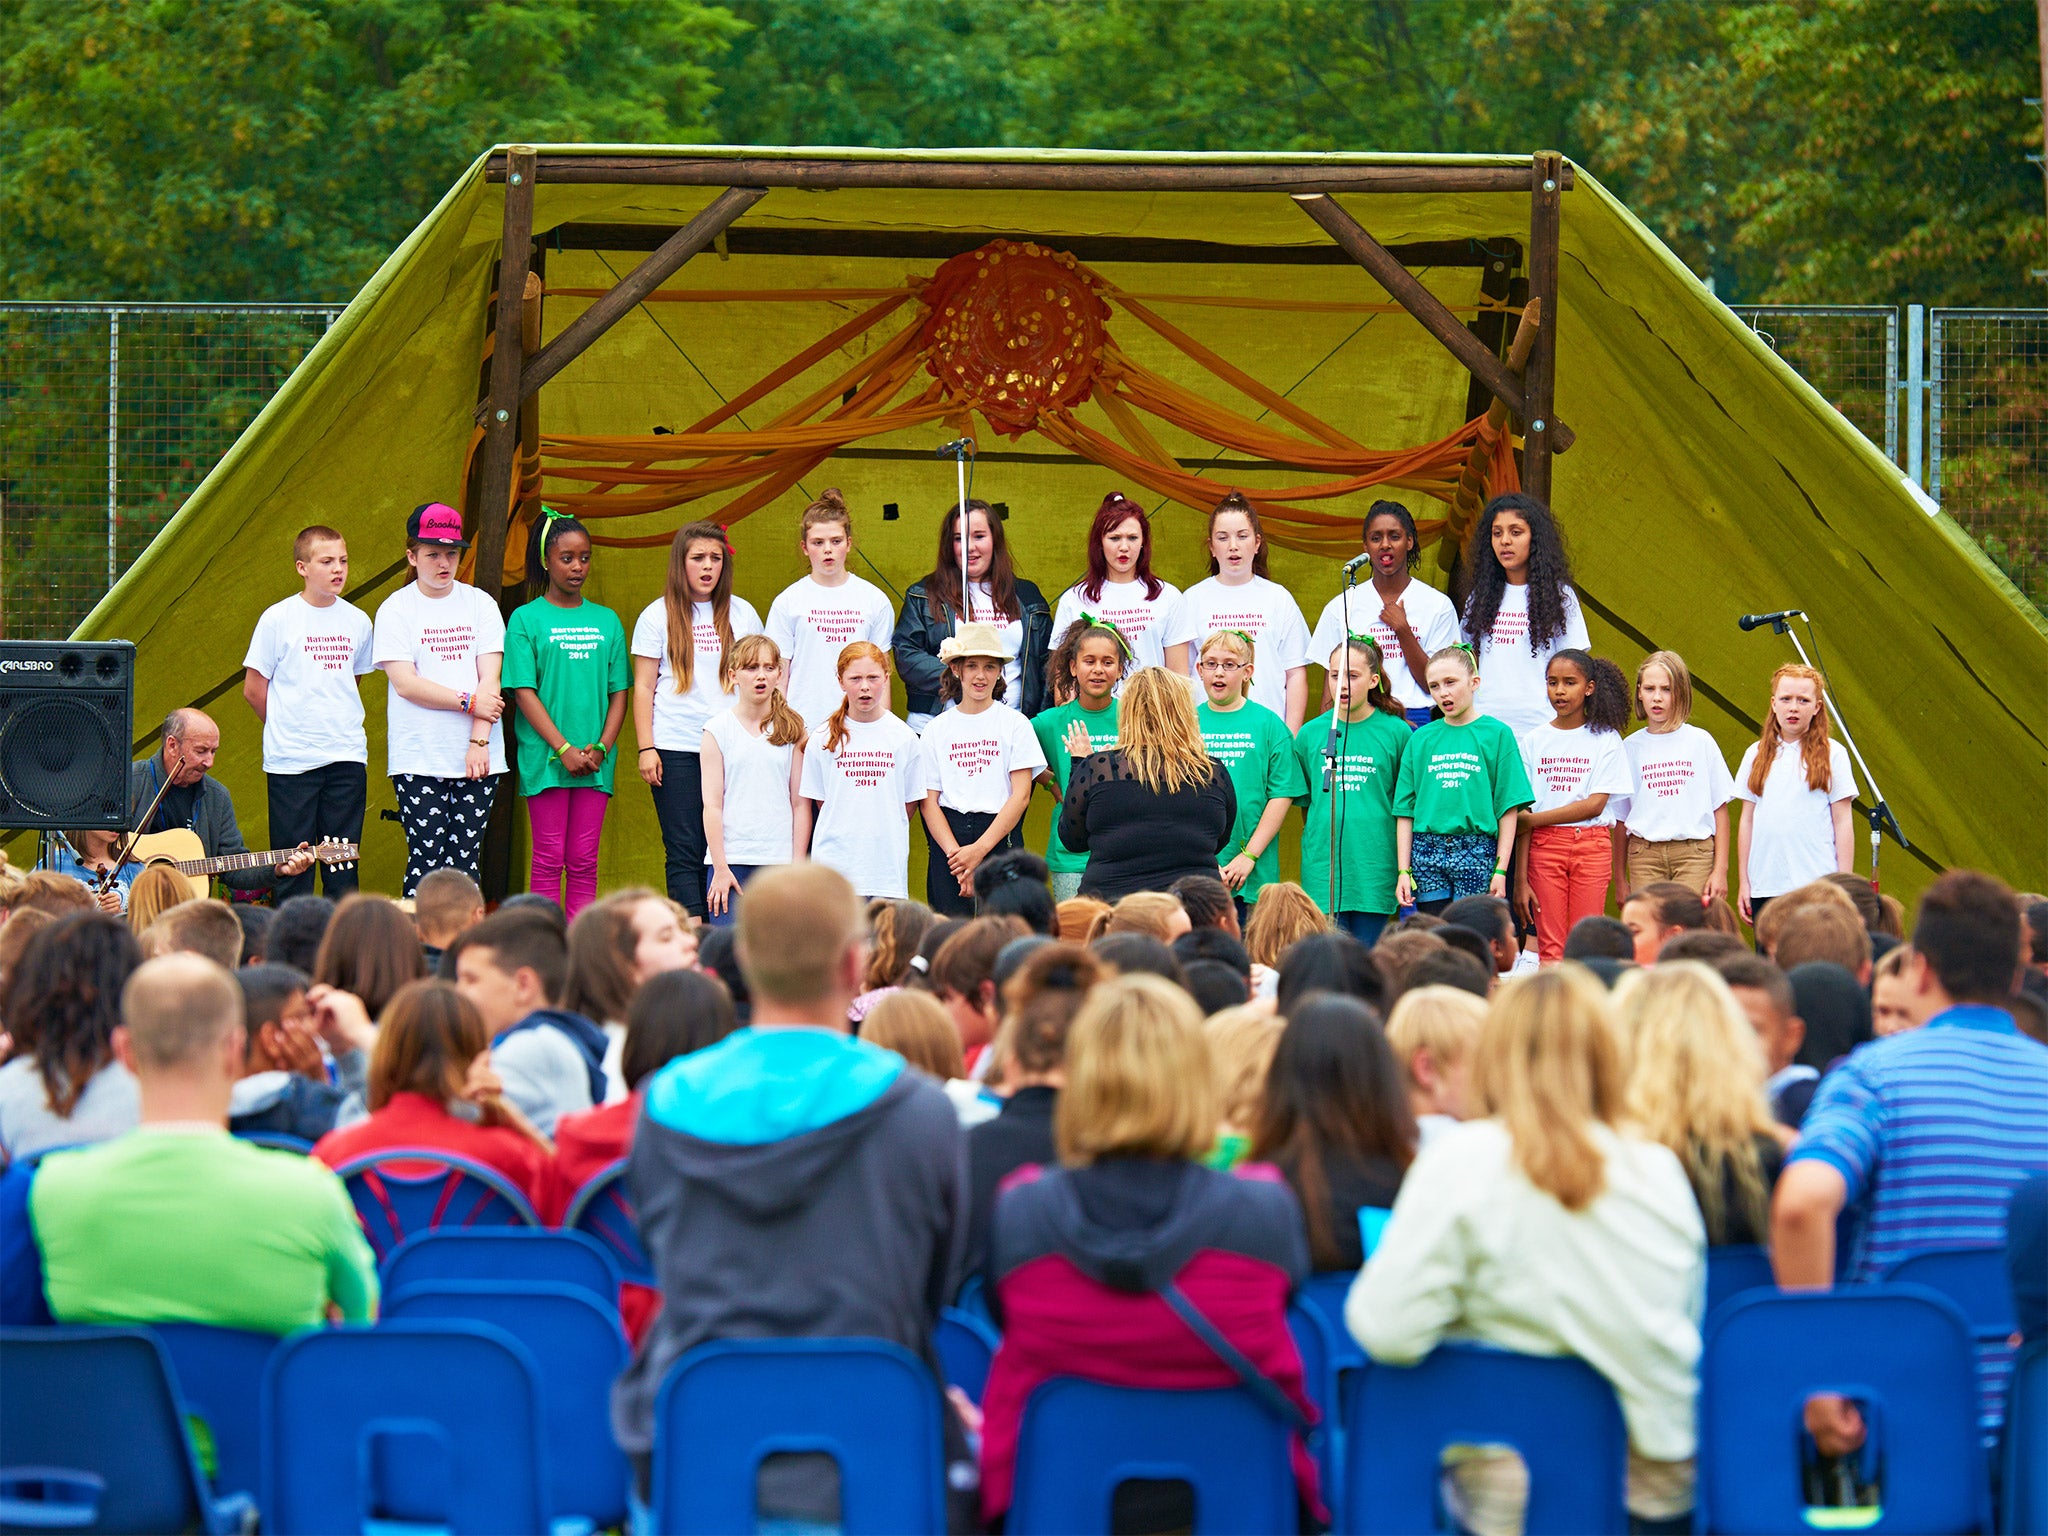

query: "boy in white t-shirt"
xmin=764 ymin=488 xmax=896 ymax=729
xmin=243 ymin=525 xmax=376 ymax=900
xmin=370 ymin=502 xmax=508 ymax=896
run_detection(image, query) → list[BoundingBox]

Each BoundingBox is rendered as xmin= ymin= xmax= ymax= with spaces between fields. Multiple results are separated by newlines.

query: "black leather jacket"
xmin=891 ymin=576 xmax=1054 ymax=719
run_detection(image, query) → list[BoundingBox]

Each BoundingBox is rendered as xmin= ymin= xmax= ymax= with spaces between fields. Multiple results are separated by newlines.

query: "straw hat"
xmin=939 ymin=623 xmax=1008 ymax=663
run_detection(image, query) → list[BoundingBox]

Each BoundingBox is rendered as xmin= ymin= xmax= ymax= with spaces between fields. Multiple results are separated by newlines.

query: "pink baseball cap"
xmin=406 ymin=502 xmax=469 ymax=548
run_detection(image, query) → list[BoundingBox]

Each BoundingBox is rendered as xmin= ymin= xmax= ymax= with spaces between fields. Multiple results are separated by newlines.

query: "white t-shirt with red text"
xmin=919 ymin=701 xmax=1047 ymax=815
xmin=1181 ymin=575 xmax=1311 ymax=718
xmin=801 ymin=712 xmax=922 ymax=899
xmin=1622 ymin=724 xmax=1735 ymax=843
xmin=1310 ymin=577 xmax=1462 ymax=711
xmin=371 ymin=582 xmax=506 ymax=778
xmin=1051 ymin=578 xmax=1200 ymax=674
xmin=631 ymin=597 xmax=765 ymax=753
xmin=765 ymin=573 xmax=896 ymax=730
xmin=1467 ymin=582 xmax=1590 ymax=738
xmin=245 ymin=593 xmax=374 ymax=774
xmin=1518 ymin=723 xmax=1634 ymax=828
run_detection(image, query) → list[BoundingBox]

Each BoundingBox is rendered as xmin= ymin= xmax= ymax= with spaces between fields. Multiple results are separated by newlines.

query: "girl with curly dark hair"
xmin=0 ymin=913 xmax=143 ymax=1160
xmin=1459 ymin=493 xmax=1589 ymax=737
xmin=1514 ymin=651 xmax=1635 ymax=961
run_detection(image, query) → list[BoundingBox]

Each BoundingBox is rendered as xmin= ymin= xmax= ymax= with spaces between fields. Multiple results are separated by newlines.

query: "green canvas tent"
xmin=34 ymin=146 xmax=2046 ymax=910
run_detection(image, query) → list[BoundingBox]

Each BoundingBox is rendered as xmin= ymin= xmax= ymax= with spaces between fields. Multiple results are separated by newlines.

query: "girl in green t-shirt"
xmin=1195 ymin=629 xmax=1307 ymax=904
xmin=1295 ymin=636 xmax=1411 ymax=944
xmin=1032 ymin=617 xmax=1130 ymax=900
xmin=1393 ymin=644 xmax=1534 ymax=913
xmin=502 ymin=511 xmax=631 ymax=918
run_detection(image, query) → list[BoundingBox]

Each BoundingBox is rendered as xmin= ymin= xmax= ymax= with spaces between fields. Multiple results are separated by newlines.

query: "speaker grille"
xmin=0 ymin=697 xmax=122 ymax=820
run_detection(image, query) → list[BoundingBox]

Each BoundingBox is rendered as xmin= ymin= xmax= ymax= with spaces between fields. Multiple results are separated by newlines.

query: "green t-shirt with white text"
xmin=1198 ymin=698 xmax=1309 ymax=898
xmin=501 ymin=596 xmax=631 ymax=793
xmin=1391 ymin=712 xmax=1534 ymax=836
xmin=1294 ymin=707 xmax=1409 ymax=915
xmin=1032 ymin=696 xmax=1121 ymax=873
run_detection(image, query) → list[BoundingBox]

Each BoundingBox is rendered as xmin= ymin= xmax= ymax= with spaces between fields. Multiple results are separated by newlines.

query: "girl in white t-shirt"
xmin=1460 ymin=493 xmax=1590 ymax=739
xmin=764 ymin=487 xmax=896 ymax=728
xmin=918 ymin=624 xmax=1048 ymax=917
xmin=1514 ymin=650 xmax=1635 ymax=963
xmin=1180 ymin=492 xmax=1311 ymax=729
xmin=1309 ymin=499 xmax=1462 ymax=726
xmin=630 ymin=521 xmax=763 ymax=919
xmin=1733 ymin=663 xmax=1857 ymax=922
xmin=1613 ymin=650 xmax=1735 ymax=904
xmin=800 ymin=642 xmax=923 ymax=901
xmin=701 ymin=635 xmax=808 ymax=927
xmin=1049 ymin=491 xmax=1199 ymax=678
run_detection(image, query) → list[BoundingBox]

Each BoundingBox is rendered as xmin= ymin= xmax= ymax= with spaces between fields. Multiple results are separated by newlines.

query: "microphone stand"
xmin=1323 ymin=563 xmax=1363 ymax=917
xmin=1755 ymin=613 xmax=1908 ymax=891
xmin=939 ymin=437 xmax=977 ymax=627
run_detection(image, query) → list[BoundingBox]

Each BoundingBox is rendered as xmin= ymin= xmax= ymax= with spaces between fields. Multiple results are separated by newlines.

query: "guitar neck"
xmin=170 ymin=848 xmax=293 ymax=878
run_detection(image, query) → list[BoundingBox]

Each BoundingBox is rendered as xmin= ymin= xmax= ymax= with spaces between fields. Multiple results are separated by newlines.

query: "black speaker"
xmin=0 ymin=641 xmax=136 ymax=831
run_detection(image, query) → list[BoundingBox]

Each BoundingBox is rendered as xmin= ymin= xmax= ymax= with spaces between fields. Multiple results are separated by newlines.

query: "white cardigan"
xmin=1346 ymin=1117 xmax=1705 ymax=1463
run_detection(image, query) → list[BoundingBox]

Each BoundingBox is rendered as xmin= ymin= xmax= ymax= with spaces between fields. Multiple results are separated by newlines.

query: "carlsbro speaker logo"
xmin=0 ymin=659 xmax=54 ymax=673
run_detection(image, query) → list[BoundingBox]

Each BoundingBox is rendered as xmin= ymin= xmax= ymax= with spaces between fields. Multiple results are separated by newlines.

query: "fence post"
xmin=106 ymin=310 xmax=120 ymax=592
xmin=1927 ymin=310 xmax=1943 ymax=505
xmin=1905 ymin=304 xmax=1924 ymax=490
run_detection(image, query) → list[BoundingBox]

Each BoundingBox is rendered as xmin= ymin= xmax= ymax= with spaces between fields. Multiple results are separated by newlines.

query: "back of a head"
xmin=1440 ymin=895 xmax=1512 ymax=948
xmin=1002 ymin=942 xmax=1102 ymax=1076
xmin=973 ymin=850 xmax=1057 ymax=935
xmin=621 ymin=968 xmax=738 ymax=1091
xmin=1787 ymin=961 xmax=1872 ymax=1069
xmin=1058 ymin=973 xmax=1212 ymax=1166
xmin=237 ymin=962 xmax=310 ymax=1040
xmin=1384 ymin=984 xmax=1488 ymax=1083
xmin=1056 ymin=896 xmax=1111 ymax=944
xmin=694 ymin=927 xmax=750 ymax=1017
xmin=2026 ymin=900 xmax=2048 ymax=968
xmin=497 ymin=892 xmax=568 ymax=931
xmin=865 ymin=899 xmax=938 ymax=992
xmin=1204 ymin=1004 xmax=1284 ymax=1134
xmin=1371 ymin=929 xmax=1447 ymax=999
xmin=1 ymin=913 xmax=142 ymax=1113
xmin=1914 ymin=869 xmax=2023 ymax=1005
xmin=143 ymin=898 xmax=244 ymax=973
xmin=1182 ymin=960 xmax=1250 ymax=1015
xmin=861 ymin=988 xmax=964 ymax=1080
xmin=1771 ymin=901 xmax=1872 ymax=975
xmin=0 ymin=907 xmax=55 ymax=995
xmin=1631 ymin=881 xmax=1709 ymax=931
xmin=1563 ymin=915 xmax=1636 ymax=962
xmin=1089 ymin=931 xmax=1185 ymax=987
xmin=929 ymin=916 xmax=1029 ymax=1003
xmin=235 ymin=905 xmax=271 ymax=967
xmin=1242 ymin=883 xmax=1329 ymax=968
xmin=454 ymin=907 xmax=569 ymax=1008
xmin=993 ymin=935 xmax=1053 ymax=998
xmin=1171 ymin=927 xmax=1251 ymax=979
xmin=369 ymin=979 xmax=489 ymax=1109
xmin=1656 ymin=930 xmax=1747 ymax=965
xmin=735 ymin=863 xmax=865 ymax=1010
xmin=906 ymin=917 xmax=967 ymax=991
xmin=1714 ymin=953 xmax=1795 ymax=1021
xmin=1275 ymin=931 xmax=1385 ymax=1019
xmin=1403 ymin=947 xmax=1490 ymax=999
xmin=1754 ymin=878 xmax=1857 ymax=956
xmin=1435 ymin=923 xmax=1497 ymax=975
xmin=1819 ymin=871 xmax=1884 ymax=932
xmin=1105 ymin=891 xmax=1186 ymax=942
xmin=264 ymin=894 xmax=336 ymax=973
xmin=1475 ymin=966 xmax=1626 ymax=1211
xmin=125 ymin=866 xmax=194 ymax=933
xmin=17 ymin=869 xmax=93 ymax=918
xmin=1170 ymin=875 xmax=1235 ymax=933
xmin=120 ymin=953 xmax=243 ymax=1078
xmin=413 ymin=867 xmax=485 ymax=943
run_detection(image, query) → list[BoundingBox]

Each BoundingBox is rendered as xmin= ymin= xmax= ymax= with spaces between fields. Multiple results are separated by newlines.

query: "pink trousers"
xmin=527 ymin=786 xmax=609 ymax=919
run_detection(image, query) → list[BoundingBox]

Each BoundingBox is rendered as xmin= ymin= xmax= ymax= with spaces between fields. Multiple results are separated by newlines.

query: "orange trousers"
xmin=1528 ymin=824 xmax=1615 ymax=962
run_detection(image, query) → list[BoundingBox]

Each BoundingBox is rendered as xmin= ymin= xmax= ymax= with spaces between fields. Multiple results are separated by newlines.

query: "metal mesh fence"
xmin=1730 ymin=305 xmax=1899 ymax=464
xmin=1931 ymin=309 xmax=2048 ymax=611
xmin=1 ymin=304 xmax=340 ymax=639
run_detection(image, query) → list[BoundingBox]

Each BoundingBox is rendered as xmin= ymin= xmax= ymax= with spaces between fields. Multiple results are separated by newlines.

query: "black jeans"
xmin=649 ymin=748 xmax=708 ymax=918
xmin=267 ymin=761 xmax=367 ymax=901
xmin=924 ymin=807 xmax=1023 ymax=917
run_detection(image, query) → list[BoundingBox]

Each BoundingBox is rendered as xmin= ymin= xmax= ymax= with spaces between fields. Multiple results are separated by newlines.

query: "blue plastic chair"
xmin=381 ymin=1228 xmax=619 ymax=1308
xmin=383 ymin=1281 xmax=630 ymax=1528
xmin=934 ymin=1306 xmax=1000 ymax=1405
xmin=2000 ymin=1337 xmax=2045 ymax=1536
xmin=332 ymin=1149 xmax=538 ymax=1262
xmin=953 ymin=1272 xmax=997 ymax=1331
xmin=1289 ymin=1299 xmax=1346 ymax=1517
xmin=232 ymin=1131 xmax=313 ymax=1154
xmin=260 ymin=1320 xmax=552 ymax=1536
xmin=1707 ymin=1244 xmax=1778 ymax=1320
xmin=651 ymin=1338 xmax=948 ymax=1535
xmin=560 ymin=1160 xmax=653 ymax=1286
xmin=0 ymin=1325 xmax=256 ymax=1533
xmin=1698 ymin=1286 xmax=1991 ymax=1534
xmin=1344 ymin=1341 xmax=1629 ymax=1535
xmin=1884 ymin=1247 xmax=2019 ymax=1346
xmin=1007 ymin=1378 xmax=1300 ymax=1535
xmin=150 ymin=1324 xmax=283 ymax=1514
xmin=1298 ymin=1270 xmax=1366 ymax=1373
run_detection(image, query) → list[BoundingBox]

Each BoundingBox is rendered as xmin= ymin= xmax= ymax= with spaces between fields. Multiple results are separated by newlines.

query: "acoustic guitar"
xmin=117 ymin=829 xmax=359 ymax=900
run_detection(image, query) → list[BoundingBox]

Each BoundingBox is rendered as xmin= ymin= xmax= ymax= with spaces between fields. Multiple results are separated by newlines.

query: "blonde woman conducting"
xmin=1349 ymin=967 xmax=1705 ymax=1536
xmin=1056 ymin=667 xmax=1236 ymax=902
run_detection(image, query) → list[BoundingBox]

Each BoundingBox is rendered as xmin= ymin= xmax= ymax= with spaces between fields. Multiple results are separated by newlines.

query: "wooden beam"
xmin=471 ymin=147 xmax=536 ymax=602
xmin=1523 ymin=151 xmax=1565 ymax=505
xmin=497 ymin=186 xmax=763 ymax=415
xmin=485 ymin=153 xmax=1573 ymax=196
xmin=1462 ymin=251 xmax=1519 ymax=424
xmin=549 ymin=223 xmax=1523 ymax=269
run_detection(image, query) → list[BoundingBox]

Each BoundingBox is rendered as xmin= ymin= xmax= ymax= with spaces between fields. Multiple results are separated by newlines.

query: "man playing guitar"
xmin=127 ymin=709 xmax=315 ymax=895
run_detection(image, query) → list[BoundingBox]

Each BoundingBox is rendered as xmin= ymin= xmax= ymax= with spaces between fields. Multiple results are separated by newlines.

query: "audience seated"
xmin=1402 ymin=946 xmax=1491 ymax=1000
xmin=862 ymin=988 xmax=995 ymax=1127
xmin=1351 ymin=966 xmax=1704 ymax=1535
xmin=2026 ymin=900 xmax=2048 ymax=982
xmin=981 ymin=973 xmax=1322 ymax=1531
xmin=8 ymin=869 xmax=95 ymax=919
xmin=229 ymin=963 xmax=363 ymax=1142
xmin=1752 ymin=878 xmax=1858 ymax=963
xmin=1563 ymin=914 xmax=1636 ymax=962
xmin=1090 ymin=931 xmax=1186 ymax=987
xmin=1616 ymin=963 xmax=1785 ymax=1244
xmin=1252 ymin=994 xmax=1415 ymax=1271
xmin=1181 ymin=959 xmax=1250 ymax=1015
xmin=927 ymin=916 xmax=1029 ymax=1079
xmin=1620 ymin=882 xmax=1709 ymax=968
xmin=612 ymin=864 xmax=969 ymax=1518
xmin=1371 ymin=927 xmax=1448 ymax=1000
xmin=140 ymin=897 xmax=244 ymax=969
xmin=1655 ymin=929 xmax=1746 ymax=965
xmin=973 ymin=849 xmax=1059 ymax=935
xmin=992 ymin=934 xmax=1053 ymax=999
xmin=1715 ymin=954 xmax=1814 ymax=1126
xmin=1104 ymin=890 xmax=1191 ymax=943
xmin=1818 ymin=870 xmax=1894 ymax=960
xmin=850 ymin=898 xmax=937 ymax=1021
xmin=312 ymin=980 xmax=552 ymax=1208
xmin=1243 ymin=882 xmax=1328 ymax=976
xmin=412 ymin=867 xmax=485 ymax=976
xmin=1384 ymin=983 xmax=1487 ymax=1146
xmin=262 ymin=893 xmax=335 ymax=973
xmin=1786 ymin=960 xmax=1871 ymax=1071
xmin=0 ymin=914 xmax=143 ymax=1161
xmin=450 ymin=910 xmax=607 ymax=1136
xmin=1441 ymin=894 xmax=1518 ymax=978
xmin=311 ymin=892 xmax=425 ymax=1020
xmin=1054 ymin=895 xmax=1110 ymax=943
xmin=1771 ymin=899 xmax=1873 ymax=982
xmin=33 ymin=954 xmax=377 ymax=1332
xmin=563 ymin=888 xmax=697 ymax=1103
xmin=1203 ymin=1004 xmax=1282 ymax=1169
xmin=1274 ymin=930 xmax=1386 ymax=1018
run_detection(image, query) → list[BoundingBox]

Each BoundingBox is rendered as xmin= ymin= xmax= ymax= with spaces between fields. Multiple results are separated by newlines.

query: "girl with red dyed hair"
xmin=1049 ymin=492 xmax=1200 ymax=678
xmin=1732 ymin=663 xmax=1858 ymax=924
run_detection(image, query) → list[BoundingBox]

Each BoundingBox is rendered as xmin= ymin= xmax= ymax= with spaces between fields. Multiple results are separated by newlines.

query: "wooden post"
xmin=1523 ymin=151 xmax=1564 ymax=506
xmin=471 ymin=146 xmax=537 ymax=602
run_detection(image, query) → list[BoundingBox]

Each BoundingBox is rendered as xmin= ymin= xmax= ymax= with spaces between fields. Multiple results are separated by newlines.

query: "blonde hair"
xmin=1384 ymin=984 xmax=1487 ymax=1086
xmin=1754 ymin=878 xmax=1858 ymax=957
xmin=724 ymin=633 xmax=806 ymax=746
xmin=1058 ymin=895 xmax=1112 ymax=943
xmin=1057 ymin=974 xmax=1216 ymax=1166
xmin=1205 ymin=1005 xmax=1283 ymax=1135
xmin=734 ymin=864 xmax=864 ymax=1007
xmin=1614 ymin=961 xmax=1776 ymax=1243
xmin=126 ymin=866 xmax=194 ymax=934
xmin=823 ymin=641 xmax=892 ymax=753
xmin=861 ymin=988 xmax=965 ymax=1081
xmin=1115 ymin=667 xmax=1212 ymax=795
xmin=1105 ymin=891 xmax=1184 ymax=942
xmin=1472 ymin=966 xmax=1627 ymax=1211
xmin=1199 ymin=629 xmax=1255 ymax=669
xmin=1243 ymin=882 xmax=1330 ymax=968
xmin=1635 ymin=650 xmax=1695 ymax=726
xmin=1749 ymin=663 xmax=1835 ymax=795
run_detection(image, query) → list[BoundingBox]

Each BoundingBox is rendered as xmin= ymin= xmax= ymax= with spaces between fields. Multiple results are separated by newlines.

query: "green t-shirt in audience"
xmin=1294 ymin=707 xmax=1409 ymax=915
xmin=1198 ymin=698 xmax=1307 ymax=898
xmin=1032 ymin=696 xmax=1120 ymax=874
xmin=1392 ymin=713 xmax=1534 ymax=836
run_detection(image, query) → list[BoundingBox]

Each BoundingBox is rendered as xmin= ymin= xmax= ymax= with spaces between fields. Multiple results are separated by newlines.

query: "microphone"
xmin=1341 ymin=551 xmax=1372 ymax=577
xmin=1738 ymin=608 xmax=1804 ymax=631
xmin=935 ymin=437 xmax=975 ymax=457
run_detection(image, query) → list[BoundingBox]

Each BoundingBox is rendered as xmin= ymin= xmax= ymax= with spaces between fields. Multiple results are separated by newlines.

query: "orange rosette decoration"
xmin=920 ymin=240 xmax=1110 ymax=437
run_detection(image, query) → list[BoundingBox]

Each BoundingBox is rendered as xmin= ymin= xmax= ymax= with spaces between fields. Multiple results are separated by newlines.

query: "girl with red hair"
xmin=1049 ymin=492 xmax=1199 ymax=678
xmin=1732 ymin=664 xmax=1858 ymax=924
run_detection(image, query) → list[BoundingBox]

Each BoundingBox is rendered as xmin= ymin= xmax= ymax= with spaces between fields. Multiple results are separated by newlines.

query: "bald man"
xmin=128 ymin=709 xmax=312 ymax=891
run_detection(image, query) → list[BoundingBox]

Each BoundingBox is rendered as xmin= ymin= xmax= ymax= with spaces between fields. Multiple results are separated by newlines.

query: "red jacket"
xmin=312 ymin=1091 xmax=552 ymax=1212
xmin=541 ymin=1092 xmax=660 ymax=1347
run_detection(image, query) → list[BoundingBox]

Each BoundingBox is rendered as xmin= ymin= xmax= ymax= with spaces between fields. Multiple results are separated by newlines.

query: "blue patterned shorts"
xmin=1410 ymin=831 xmax=1496 ymax=904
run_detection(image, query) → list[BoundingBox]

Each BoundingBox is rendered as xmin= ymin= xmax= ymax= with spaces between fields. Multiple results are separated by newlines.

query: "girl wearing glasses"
xmin=1195 ymin=630 xmax=1307 ymax=908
